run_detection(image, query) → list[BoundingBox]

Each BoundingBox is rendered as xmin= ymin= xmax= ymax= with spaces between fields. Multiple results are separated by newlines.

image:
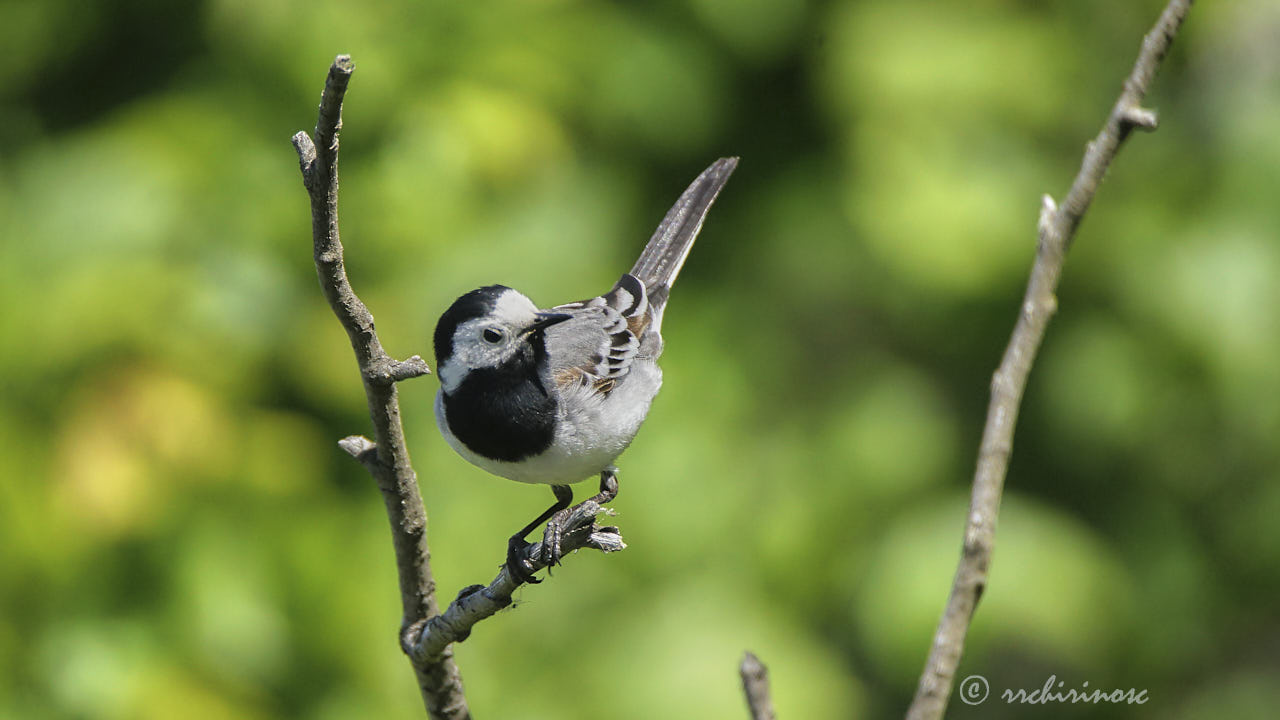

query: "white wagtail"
xmin=432 ymin=157 xmax=737 ymax=583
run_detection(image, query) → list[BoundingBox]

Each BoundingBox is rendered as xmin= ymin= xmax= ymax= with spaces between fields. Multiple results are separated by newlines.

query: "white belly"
xmin=435 ymin=362 xmax=662 ymax=484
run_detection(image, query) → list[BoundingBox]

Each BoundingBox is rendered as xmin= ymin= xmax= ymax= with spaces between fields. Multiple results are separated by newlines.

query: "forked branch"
xmin=293 ymin=54 xmax=467 ymax=719
xmin=903 ymin=2 xmax=1194 ymax=719
xmin=292 ymin=54 xmax=623 ymax=720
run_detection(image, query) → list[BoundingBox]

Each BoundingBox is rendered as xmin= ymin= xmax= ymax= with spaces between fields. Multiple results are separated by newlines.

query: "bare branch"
xmin=294 ymin=55 xmax=628 ymax=719
xmin=292 ymin=55 xmax=468 ymax=720
xmin=740 ymin=652 xmax=777 ymax=720
xmin=904 ymin=2 xmax=1194 ymax=719
xmin=406 ymin=501 xmax=625 ymax=660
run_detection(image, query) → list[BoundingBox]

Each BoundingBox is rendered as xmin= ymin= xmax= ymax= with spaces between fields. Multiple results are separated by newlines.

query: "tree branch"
xmin=903 ymin=2 xmax=1193 ymax=719
xmin=292 ymin=55 xmax=469 ymax=720
xmin=293 ymin=55 xmax=629 ymax=719
xmin=406 ymin=501 xmax=625 ymax=660
xmin=740 ymin=652 xmax=777 ymax=720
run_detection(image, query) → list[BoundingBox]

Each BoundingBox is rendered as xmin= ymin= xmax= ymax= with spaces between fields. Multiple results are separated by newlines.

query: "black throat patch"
xmin=442 ymin=339 xmax=557 ymax=462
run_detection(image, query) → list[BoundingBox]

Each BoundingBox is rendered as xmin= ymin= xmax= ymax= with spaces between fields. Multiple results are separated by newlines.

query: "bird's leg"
xmin=507 ymin=484 xmax=573 ymax=585
xmin=539 ymin=466 xmax=620 ymax=569
xmin=586 ymin=465 xmax=620 ymax=506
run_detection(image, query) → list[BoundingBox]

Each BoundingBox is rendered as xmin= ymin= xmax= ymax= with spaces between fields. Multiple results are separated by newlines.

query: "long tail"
xmin=630 ymin=157 xmax=738 ymax=320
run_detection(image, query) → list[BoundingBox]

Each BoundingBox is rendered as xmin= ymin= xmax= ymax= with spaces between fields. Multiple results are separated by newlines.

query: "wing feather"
xmin=546 ymin=273 xmax=651 ymax=396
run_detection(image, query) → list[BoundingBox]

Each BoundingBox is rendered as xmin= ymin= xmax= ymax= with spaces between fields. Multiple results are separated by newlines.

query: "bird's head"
xmin=434 ymin=285 xmax=571 ymax=394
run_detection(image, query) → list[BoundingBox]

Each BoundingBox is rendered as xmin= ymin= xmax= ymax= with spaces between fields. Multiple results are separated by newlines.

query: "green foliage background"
xmin=2 ymin=0 xmax=1277 ymax=718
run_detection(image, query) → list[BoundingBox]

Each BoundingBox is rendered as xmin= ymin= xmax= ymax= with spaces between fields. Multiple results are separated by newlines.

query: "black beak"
xmin=524 ymin=312 xmax=572 ymax=336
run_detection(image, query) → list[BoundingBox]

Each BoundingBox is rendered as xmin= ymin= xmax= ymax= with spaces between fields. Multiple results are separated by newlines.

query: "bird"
xmin=432 ymin=157 xmax=738 ymax=584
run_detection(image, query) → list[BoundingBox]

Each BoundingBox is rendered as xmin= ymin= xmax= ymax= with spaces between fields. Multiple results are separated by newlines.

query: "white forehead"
xmin=491 ymin=288 xmax=539 ymax=324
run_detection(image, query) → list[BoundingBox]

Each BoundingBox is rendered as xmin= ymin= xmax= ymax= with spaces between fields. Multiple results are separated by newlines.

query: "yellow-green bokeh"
xmin=2 ymin=1 xmax=1277 ymax=718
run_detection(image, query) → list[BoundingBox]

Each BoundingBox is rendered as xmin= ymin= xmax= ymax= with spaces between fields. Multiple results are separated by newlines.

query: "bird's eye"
xmin=482 ymin=328 xmax=504 ymax=344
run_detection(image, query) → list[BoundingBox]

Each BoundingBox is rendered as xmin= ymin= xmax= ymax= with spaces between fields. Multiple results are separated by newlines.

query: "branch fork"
xmin=364 ymin=355 xmax=432 ymax=385
xmin=904 ymin=2 xmax=1193 ymax=719
xmin=294 ymin=53 xmax=624 ymax=720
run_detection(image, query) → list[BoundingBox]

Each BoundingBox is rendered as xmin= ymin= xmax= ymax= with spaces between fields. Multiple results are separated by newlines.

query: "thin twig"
xmin=291 ymin=55 xmax=467 ymax=720
xmin=903 ymin=2 xmax=1193 ymax=719
xmin=740 ymin=652 xmax=778 ymax=720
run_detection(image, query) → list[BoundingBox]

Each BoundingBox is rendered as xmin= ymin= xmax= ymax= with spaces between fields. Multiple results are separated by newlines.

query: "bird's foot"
xmin=506 ymin=535 xmax=541 ymax=585
xmin=505 ymin=484 xmax=574 ymax=585
xmin=539 ymin=467 xmax=620 ymax=572
xmin=505 ymin=471 xmax=621 ymax=585
xmin=538 ymin=506 xmax=576 ymax=573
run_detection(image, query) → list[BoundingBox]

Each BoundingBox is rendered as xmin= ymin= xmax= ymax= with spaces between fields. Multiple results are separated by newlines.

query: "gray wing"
xmin=544 ymin=274 xmax=651 ymax=395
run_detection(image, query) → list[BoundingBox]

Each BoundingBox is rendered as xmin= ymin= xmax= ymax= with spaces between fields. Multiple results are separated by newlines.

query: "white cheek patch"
xmin=442 ymin=310 xmax=530 ymax=394
xmin=438 ymin=358 xmax=467 ymax=394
